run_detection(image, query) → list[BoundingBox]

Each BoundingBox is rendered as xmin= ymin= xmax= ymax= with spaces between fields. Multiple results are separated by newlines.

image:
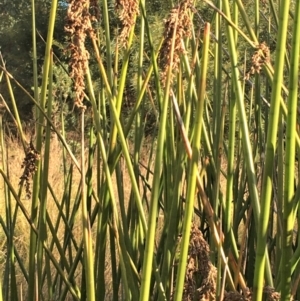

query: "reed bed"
xmin=0 ymin=0 xmax=300 ymax=300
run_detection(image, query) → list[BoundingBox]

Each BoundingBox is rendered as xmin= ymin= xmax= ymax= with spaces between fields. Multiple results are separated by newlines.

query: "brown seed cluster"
xmin=159 ymin=0 xmax=193 ymax=86
xmin=19 ymin=141 xmax=40 ymax=199
xmin=245 ymin=42 xmax=270 ymax=80
xmin=262 ymin=286 xmax=280 ymax=301
xmin=223 ymin=285 xmax=280 ymax=301
xmin=115 ymin=0 xmax=139 ymax=48
xmin=65 ymin=0 xmax=99 ymax=108
xmin=223 ymin=290 xmax=249 ymax=301
xmin=182 ymin=225 xmax=217 ymax=301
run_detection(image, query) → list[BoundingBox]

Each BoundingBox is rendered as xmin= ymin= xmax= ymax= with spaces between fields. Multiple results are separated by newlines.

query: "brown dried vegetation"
xmin=19 ymin=140 xmax=40 ymax=198
xmin=178 ymin=225 xmax=281 ymax=301
xmin=65 ymin=0 xmax=99 ymax=109
xmin=159 ymin=0 xmax=193 ymax=86
xmin=245 ymin=42 xmax=270 ymax=80
xmin=179 ymin=225 xmax=217 ymax=301
xmin=115 ymin=0 xmax=139 ymax=48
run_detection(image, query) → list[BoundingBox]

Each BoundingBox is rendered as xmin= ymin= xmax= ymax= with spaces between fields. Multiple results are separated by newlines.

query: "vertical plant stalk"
xmin=108 ymin=0 xmax=139 ymax=155
xmin=139 ymin=0 xmax=183 ymax=298
xmin=31 ymin=0 xmax=39 ymax=107
xmin=224 ymin=0 xmax=236 ymax=253
xmin=173 ymin=23 xmax=210 ymax=301
xmin=36 ymin=51 xmax=53 ymax=295
xmin=80 ymin=109 xmax=95 ymax=301
xmin=0 ymin=102 xmax=17 ymax=301
xmin=282 ymin=0 xmax=300 ymax=299
xmin=253 ymin=0 xmax=291 ymax=300
xmin=101 ymin=0 xmax=113 ymax=86
xmin=0 ymin=56 xmax=26 ymax=149
xmin=27 ymin=0 xmax=58 ymax=300
xmin=221 ymin=0 xmax=261 ymax=233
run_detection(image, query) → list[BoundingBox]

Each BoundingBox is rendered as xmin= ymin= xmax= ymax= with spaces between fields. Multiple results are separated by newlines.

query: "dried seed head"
xmin=19 ymin=141 xmax=40 ymax=199
xmin=65 ymin=0 xmax=99 ymax=109
xmin=245 ymin=42 xmax=270 ymax=80
xmin=223 ymin=286 xmax=280 ymax=301
xmin=115 ymin=0 xmax=139 ymax=48
xmin=178 ymin=224 xmax=217 ymax=301
xmin=223 ymin=291 xmax=248 ymax=301
xmin=159 ymin=0 xmax=193 ymax=86
xmin=263 ymin=286 xmax=280 ymax=301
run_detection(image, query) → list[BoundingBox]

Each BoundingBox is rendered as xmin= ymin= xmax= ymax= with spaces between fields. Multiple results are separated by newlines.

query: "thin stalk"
xmin=253 ymin=0 xmax=291 ymax=300
xmin=282 ymin=0 xmax=300 ymax=299
xmin=222 ymin=0 xmax=261 ymax=245
xmin=138 ymin=0 xmax=168 ymax=298
xmin=1 ymin=68 xmax=26 ymax=149
xmin=108 ymin=15 xmax=137 ymax=156
xmin=223 ymin=0 xmax=235 ymax=255
xmin=0 ymin=103 xmax=17 ymax=301
xmin=101 ymin=0 xmax=113 ymax=86
xmin=36 ymin=52 xmax=54 ymax=297
xmin=27 ymin=1 xmax=58 ymax=300
xmin=31 ymin=0 xmax=39 ymax=104
xmin=0 ymin=276 xmax=2 ymax=301
xmin=80 ymin=109 xmax=95 ymax=301
xmin=173 ymin=23 xmax=210 ymax=301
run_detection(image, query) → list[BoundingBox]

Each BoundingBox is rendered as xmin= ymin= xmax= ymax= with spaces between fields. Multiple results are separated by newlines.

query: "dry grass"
xmin=0 ymin=132 xmax=157 ymax=299
xmin=0 ymin=134 xmax=83 ymax=297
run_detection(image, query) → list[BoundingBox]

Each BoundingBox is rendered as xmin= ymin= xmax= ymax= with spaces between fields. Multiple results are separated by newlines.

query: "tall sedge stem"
xmin=27 ymin=1 xmax=58 ymax=299
xmin=253 ymin=0 xmax=291 ymax=300
xmin=173 ymin=23 xmax=210 ymax=301
xmin=282 ymin=0 xmax=300 ymax=299
xmin=80 ymin=109 xmax=95 ymax=301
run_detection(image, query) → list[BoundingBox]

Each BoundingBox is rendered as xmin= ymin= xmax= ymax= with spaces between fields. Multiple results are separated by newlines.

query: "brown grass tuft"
xmin=158 ymin=0 xmax=193 ymax=86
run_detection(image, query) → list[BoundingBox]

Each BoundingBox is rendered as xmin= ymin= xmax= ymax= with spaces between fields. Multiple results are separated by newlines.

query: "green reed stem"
xmin=108 ymin=15 xmax=137 ymax=156
xmin=80 ymin=109 xmax=95 ymax=301
xmin=36 ymin=51 xmax=53 ymax=296
xmin=173 ymin=23 xmax=210 ymax=301
xmin=253 ymin=0 xmax=291 ymax=299
xmin=225 ymin=23 xmax=236 ymax=257
xmin=101 ymin=0 xmax=113 ymax=87
xmin=27 ymin=1 xmax=58 ymax=299
xmin=282 ymin=0 xmax=300 ymax=299
xmin=139 ymin=1 xmax=168 ymax=299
